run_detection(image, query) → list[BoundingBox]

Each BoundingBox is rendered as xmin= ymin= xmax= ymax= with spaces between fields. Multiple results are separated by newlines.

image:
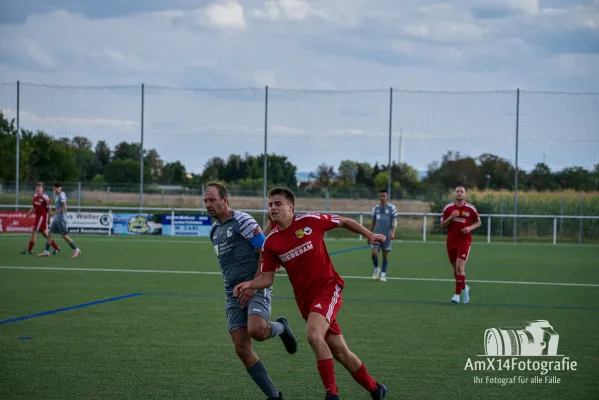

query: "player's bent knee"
xmin=330 ymin=346 xmax=349 ymax=364
xmin=306 ymin=329 xmax=325 ymax=347
xmin=247 ymin=318 xmax=269 ymax=341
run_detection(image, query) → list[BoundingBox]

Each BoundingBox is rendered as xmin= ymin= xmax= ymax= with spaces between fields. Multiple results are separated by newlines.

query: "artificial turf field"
xmin=1 ymin=235 xmax=598 ymax=400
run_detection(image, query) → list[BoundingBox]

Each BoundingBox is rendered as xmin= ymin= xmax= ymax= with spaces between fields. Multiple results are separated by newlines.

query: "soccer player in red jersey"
xmin=440 ymin=184 xmax=481 ymax=304
xmin=21 ymin=182 xmax=59 ymax=255
xmin=234 ymin=187 xmax=388 ymax=400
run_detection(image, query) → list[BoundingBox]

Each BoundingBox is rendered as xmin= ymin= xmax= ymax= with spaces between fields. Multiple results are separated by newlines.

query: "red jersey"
xmin=262 ymin=213 xmax=344 ymax=304
xmin=32 ymin=193 xmax=51 ymax=216
xmin=441 ymin=202 xmax=479 ymax=247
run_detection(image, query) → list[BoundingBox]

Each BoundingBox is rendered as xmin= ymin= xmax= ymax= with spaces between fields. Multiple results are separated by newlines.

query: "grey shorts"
xmin=50 ymin=219 xmax=68 ymax=235
xmin=225 ymin=287 xmax=272 ymax=332
xmin=372 ymin=238 xmax=392 ymax=252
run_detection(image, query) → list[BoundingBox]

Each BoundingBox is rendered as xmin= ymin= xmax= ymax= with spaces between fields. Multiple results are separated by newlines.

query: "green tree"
xmin=162 ymin=161 xmax=188 ymax=184
xmin=426 ymin=151 xmax=483 ymax=189
xmin=527 ymin=163 xmax=558 ymax=191
xmin=104 ymin=159 xmax=150 ymax=184
xmin=0 ymin=113 xmax=34 ymax=182
xmin=355 ymin=162 xmax=374 ymax=188
xmin=94 ymin=140 xmax=111 ymax=170
xmin=310 ymin=163 xmax=336 ymax=187
xmin=201 ymin=157 xmax=226 ymax=182
xmin=478 ymin=153 xmax=514 ymax=190
xmin=337 ymin=160 xmax=358 ymax=186
xmin=556 ymin=167 xmax=595 ymax=191
xmin=113 ymin=142 xmax=141 ymax=161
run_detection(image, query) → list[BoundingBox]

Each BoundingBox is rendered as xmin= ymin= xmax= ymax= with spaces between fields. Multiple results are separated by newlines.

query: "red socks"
xmin=317 ymin=359 xmax=338 ymax=395
xmin=455 ymin=275 xmax=465 ymax=295
xmin=351 ymin=363 xmax=378 ymax=392
xmin=318 ymin=360 xmax=378 ymax=395
xmin=28 ymin=240 xmax=58 ymax=252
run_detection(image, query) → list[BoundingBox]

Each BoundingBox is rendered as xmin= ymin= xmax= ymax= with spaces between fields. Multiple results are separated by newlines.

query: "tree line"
xmin=1 ymin=112 xmax=597 ymax=192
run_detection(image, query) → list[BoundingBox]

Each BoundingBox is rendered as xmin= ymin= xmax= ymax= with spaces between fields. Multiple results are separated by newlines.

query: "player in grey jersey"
xmin=369 ymin=189 xmax=397 ymax=282
xmin=205 ymin=182 xmax=297 ymax=400
xmin=38 ymin=182 xmax=81 ymax=258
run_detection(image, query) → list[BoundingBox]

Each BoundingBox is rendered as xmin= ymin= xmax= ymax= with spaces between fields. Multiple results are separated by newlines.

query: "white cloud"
xmin=0 ymin=0 xmax=597 ymax=174
xmin=557 ymin=53 xmax=599 ymax=76
xmin=21 ymin=37 xmax=58 ymax=68
xmin=403 ymin=22 xmax=488 ymax=42
xmin=252 ymin=0 xmax=327 ymax=22
xmin=472 ymin=0 xmax=540 ymax=17
xmin=253 ymin=70 xmax=277 ymax=87
xmin=203 ymin=0 xmax=247 ymax=30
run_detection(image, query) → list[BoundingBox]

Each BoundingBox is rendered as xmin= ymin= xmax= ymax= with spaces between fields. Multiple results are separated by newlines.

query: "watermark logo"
xmin=465 ymin=320 xmax=578 ymax=386
xmin=484 ymin=320 xmax=559 ymax=356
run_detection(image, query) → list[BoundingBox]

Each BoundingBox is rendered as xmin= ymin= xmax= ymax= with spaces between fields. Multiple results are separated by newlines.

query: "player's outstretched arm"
xmin=338 ymin=216 xmax=385 ymax=244
xmin=233 ymin=271 xmax=275 ymax=297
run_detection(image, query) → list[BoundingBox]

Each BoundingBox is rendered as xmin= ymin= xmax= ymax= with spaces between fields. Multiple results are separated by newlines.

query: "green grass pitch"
xmin=1 ymin=235 xmax=598 ymax=400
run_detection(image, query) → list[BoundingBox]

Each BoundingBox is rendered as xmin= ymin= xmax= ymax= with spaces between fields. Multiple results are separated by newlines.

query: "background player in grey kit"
xmin=205 ymin=182 xmax=297 ymax=400
xmin=38 ymin=182 xmax=81 ymax=258
xmin=369 ymin=189 xmax=397 ymax=282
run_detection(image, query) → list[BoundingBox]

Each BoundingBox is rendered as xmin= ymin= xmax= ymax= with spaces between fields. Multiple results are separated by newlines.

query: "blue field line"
xmin=141 ymin=292 xmax=599 ymax=311
xmin=329 ymin=245 xmax=370 ymax=255
xmin=0 ymin=292 xmax=143 ymax=326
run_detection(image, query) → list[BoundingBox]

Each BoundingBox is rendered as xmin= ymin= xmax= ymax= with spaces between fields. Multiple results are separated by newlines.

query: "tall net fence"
xmin=0 ymin=82 xmax=597 ymax=242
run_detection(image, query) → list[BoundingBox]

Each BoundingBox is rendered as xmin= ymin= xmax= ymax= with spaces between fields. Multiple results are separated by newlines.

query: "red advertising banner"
xmin=0 ymin=212 xmax=36 ymax=233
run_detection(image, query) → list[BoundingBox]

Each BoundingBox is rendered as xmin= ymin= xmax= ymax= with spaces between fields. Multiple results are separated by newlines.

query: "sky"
xmin=0 ymin=0 xmax=598 ymax=175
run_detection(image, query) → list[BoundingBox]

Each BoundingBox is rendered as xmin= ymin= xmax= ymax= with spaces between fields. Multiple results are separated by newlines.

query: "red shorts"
xmin=299 ymin=281 xmax=343 ymax=337
xmin=34 ymin=214 xmax=49 ymax=232
xmin=447 ymin=241 xmax=472 ymax=264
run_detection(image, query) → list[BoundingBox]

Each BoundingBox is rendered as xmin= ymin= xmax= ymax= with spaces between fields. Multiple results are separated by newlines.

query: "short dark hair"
xmin=268 ymin=187 xmax=295 ymax=206
xmin=53 ymin=182 xmax=62 ymax=188
xmin=206 ymin=181 xmax=228 ymax=199
xmin=456 ymin=183 xmax=467 ymax=191
xmin=379 ymin=189 xmax=388 ymax=194
xmin=35 ymin=182 xmax=44 ymax=188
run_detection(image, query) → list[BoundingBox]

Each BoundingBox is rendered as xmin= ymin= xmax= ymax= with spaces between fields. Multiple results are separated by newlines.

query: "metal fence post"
xmin=263 ymin=85 xmax=269 ymax=227
xmin=140 ymin=83 xmax=145 ymax=210
xmin=423 ymin=214 xmax=427 ymax=242
xmin=553 ymin=217 xmax=557 ymax=245
xmin=387 ymin=87 xmax=393 ymax=197
xmin=77 ymin=182 xmax=82 ymax=211
xmin=15 ymin=80 xmax=20 ymax=210
xmin=171 ymin=209 xmax=175 ymax=236
xmin=487 ymin=216 xmax=491 ymax=243
xmin=359 ymin=213 xmax=363 ymax=240
xmin=579 ymin=192 xmax=583 ymax=244
xmin=513 ymin=88 xmax=520 ymax=244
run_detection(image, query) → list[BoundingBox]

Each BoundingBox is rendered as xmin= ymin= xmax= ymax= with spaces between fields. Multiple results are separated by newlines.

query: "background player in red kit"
xmin=234 ymin=187 xmax=388 ymax=400
xmin=440 ymin=184 xmax=481 ymax=304
xmin=21 ymin=182 xmax=59 ymax=255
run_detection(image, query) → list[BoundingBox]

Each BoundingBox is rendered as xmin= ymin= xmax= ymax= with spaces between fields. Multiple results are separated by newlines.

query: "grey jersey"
xmin=210 ymin=210 xmax=266 ymax=294
xmin=54 ymin=191 xmax=67 ymax=221
xmin=372 ymin=203 xmax=398 ymax=235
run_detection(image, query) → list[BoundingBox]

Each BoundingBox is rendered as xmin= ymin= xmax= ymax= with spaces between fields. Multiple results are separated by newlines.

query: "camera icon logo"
xmin=484 ymin=320 xmax=560 ymax=356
